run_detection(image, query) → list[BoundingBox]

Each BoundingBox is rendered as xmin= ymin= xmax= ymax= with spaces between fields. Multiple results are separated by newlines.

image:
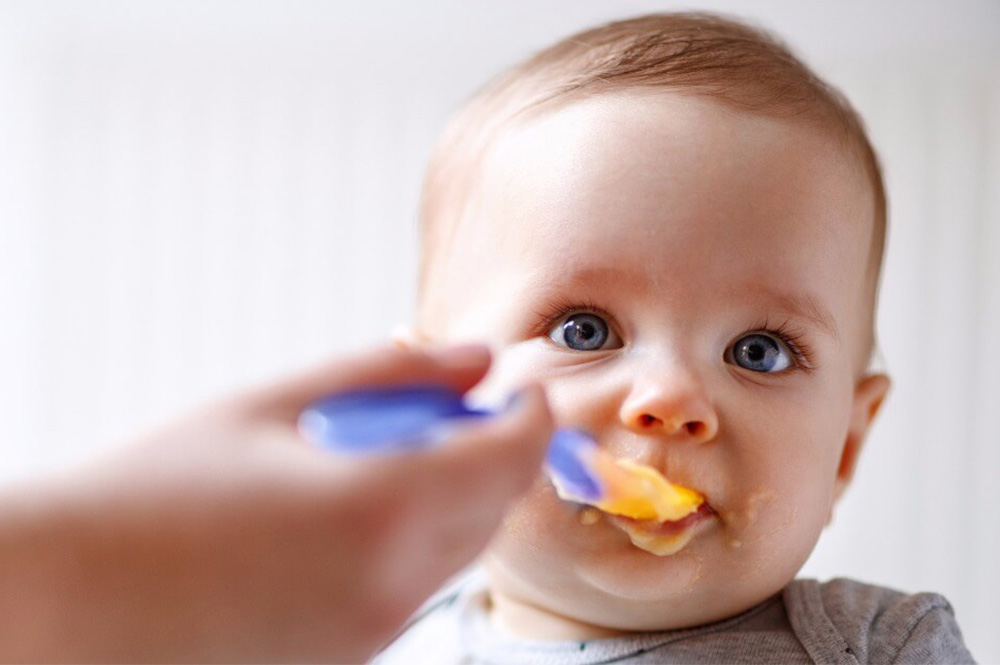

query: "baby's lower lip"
xmin=619 ymin=502 xmax=716 ymax=536
xmin=607 ymin=503 xmax=716 ymax=556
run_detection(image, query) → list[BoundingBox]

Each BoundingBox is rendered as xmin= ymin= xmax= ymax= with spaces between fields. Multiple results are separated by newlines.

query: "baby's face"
xmin=419 ymin=91 xmax=885 ymax=633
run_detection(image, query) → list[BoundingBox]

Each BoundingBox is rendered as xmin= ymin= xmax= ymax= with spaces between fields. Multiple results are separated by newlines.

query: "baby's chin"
xmin=482 ymin=491 xmax=800 ymax=632
xmin=484 ymin=545 xmax=790 ymax=634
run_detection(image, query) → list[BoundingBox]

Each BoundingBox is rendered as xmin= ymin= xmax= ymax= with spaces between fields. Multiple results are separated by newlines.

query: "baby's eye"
xmin=726 ymin=333 xmax=793 ymax=373
xmin=549 ymin=313 xmax=622 ymax=351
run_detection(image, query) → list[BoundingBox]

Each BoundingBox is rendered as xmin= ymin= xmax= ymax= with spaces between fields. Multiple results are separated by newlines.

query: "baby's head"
xmin=409 ymin=13 xmax=891 ymax=636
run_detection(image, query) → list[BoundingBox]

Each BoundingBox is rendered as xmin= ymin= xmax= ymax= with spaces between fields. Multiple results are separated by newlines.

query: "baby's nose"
xmin=619 ymin=377 xmax=718 ymax=443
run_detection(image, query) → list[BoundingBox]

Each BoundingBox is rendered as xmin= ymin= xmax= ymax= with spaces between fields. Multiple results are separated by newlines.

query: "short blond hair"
xmin=418 ymin=12 xmax=887 ymax=357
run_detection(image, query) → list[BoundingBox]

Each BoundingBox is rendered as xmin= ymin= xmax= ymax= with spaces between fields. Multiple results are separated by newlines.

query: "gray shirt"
xmin=372 ymin=569 xmax=974 ymax=664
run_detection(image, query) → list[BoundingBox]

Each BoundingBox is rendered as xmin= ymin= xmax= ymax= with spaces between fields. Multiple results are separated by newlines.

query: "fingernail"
xmin=433 ymin=343 xmax=491 ymax=369
xmin=505 ymin=385 xmax=534 ymax=412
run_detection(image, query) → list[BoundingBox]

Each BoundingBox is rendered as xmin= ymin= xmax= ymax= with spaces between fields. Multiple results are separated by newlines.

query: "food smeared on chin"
xmin=611 ymin=504 xmax=716 ymax=555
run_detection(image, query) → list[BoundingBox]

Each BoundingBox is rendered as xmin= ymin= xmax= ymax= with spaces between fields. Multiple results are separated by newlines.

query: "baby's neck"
xmin=488 ymin=590 xmax=628 ymax=641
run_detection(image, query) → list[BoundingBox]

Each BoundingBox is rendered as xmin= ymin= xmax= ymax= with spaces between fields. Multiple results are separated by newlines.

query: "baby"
xmin=376 ymin=12 xmax=973 ymax=663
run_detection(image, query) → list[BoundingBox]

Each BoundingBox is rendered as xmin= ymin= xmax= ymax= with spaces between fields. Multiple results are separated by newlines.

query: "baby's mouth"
xmin=546 ymin=430 xmax=705 ymax=523
xmin=608 ymin=503 xmax=717 ymax=556
xmin=545 ymin=430 xmax=716 ymax=555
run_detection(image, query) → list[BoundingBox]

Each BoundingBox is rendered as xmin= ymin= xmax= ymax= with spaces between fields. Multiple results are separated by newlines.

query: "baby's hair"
xmin=418 ymin=12 xmax=887 ymax=367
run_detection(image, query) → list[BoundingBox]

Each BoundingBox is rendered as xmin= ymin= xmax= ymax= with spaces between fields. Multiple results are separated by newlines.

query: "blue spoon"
xmin=298 ymin=385 xmax=602 ymax=501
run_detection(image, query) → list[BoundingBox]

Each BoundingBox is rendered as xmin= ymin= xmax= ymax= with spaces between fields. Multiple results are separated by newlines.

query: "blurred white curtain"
xmin=801 ymin=60 xmax=1000 ymax=663
xmin=0 ymin=2 xmax=997 ymax=661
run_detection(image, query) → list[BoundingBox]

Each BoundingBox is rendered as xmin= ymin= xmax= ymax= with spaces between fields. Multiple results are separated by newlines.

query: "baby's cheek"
xmin=487 ymin=479 xmax=580 ymax=576
xmin=717 ymin=477 xmax=829 ymax=588
xmin=494 ymin=481 xmax=554 ymax=545
xmin=718 ymin=485 xmax=780 ymax=544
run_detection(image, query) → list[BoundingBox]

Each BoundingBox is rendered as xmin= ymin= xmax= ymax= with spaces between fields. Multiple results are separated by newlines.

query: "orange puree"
xmin=553 ymin=447 xmax=703 ymax=523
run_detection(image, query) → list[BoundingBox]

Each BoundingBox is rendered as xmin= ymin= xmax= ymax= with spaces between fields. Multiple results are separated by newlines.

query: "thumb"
xmin=409 ymin=383 xmax=554 ymax=520
xmin=360 ymin=383 xmax=554 ymax=587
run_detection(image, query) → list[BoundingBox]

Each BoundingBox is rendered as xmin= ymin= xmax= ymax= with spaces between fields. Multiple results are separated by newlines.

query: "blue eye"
xmin=550 ymin=313 xmax=619 ymax=351
xmin=728 ymin=333 xmax=793 ymax=372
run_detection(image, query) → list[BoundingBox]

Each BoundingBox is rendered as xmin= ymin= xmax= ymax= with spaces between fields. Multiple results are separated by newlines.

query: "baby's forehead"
xmin=493 ymin=91 xmax=854 ymax=171
xmin=468 ymin=92 xmax=873 ymax=240
xmin=422 ymin=90 xmax=871 ymax=267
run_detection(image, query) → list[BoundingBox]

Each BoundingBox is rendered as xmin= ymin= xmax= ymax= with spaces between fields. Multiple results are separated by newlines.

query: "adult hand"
xmin=0 ymin=344 xmax=553 ymax=663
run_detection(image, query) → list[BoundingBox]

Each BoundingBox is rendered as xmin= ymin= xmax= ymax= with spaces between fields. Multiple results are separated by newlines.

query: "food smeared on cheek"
xmin=579 ymin=507 xmax=603 ymax=526
xmin=720 ymin=487 xmax=778 ymax=531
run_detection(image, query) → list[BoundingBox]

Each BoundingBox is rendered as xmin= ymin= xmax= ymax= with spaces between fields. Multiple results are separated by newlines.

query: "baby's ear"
xmin=832 ymin=373 xmax=891 ymax=508
xmin=389 ymin=324 xmax=430 ymax=350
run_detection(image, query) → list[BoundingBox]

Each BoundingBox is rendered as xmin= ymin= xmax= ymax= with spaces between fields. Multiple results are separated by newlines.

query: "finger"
xmin=243 ymin=343 xmax=491 ymax=423
xmin=410 ymin=383 xmax=554 ymax=523
xmin=362 ymin=384 xmax=554 ymax=595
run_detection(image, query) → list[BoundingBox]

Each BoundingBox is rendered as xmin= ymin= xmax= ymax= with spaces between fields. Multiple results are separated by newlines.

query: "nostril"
xmin=639 ymin=413 xmax=659 ymax=427
xmin=686 ymin=421 xmax=704 ymax=437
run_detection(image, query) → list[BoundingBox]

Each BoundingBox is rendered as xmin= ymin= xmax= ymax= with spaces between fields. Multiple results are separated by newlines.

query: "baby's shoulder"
xmin=783 ymin=578 xmax=974 ymax=664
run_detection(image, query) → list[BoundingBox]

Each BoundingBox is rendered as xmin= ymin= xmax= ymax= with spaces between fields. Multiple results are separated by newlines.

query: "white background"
xmin=1 ymin=1 xmax=998 ymax=660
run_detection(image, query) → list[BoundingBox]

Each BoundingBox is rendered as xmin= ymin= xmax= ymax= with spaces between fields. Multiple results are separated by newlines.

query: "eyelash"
xmin=737 ymin=317 xmax=817 ymax=373
xmin=532 ymin=300 xmax=818 ymax=372
xmin=530 ymin=296 xmax=618 ymax=341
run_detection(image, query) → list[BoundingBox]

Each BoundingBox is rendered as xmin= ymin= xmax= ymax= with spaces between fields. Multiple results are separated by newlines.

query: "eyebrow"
xmin=741 ymin=285 xmax=840 ymax=342
xmin=530 ymin=266 xmax=840 ymax=341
